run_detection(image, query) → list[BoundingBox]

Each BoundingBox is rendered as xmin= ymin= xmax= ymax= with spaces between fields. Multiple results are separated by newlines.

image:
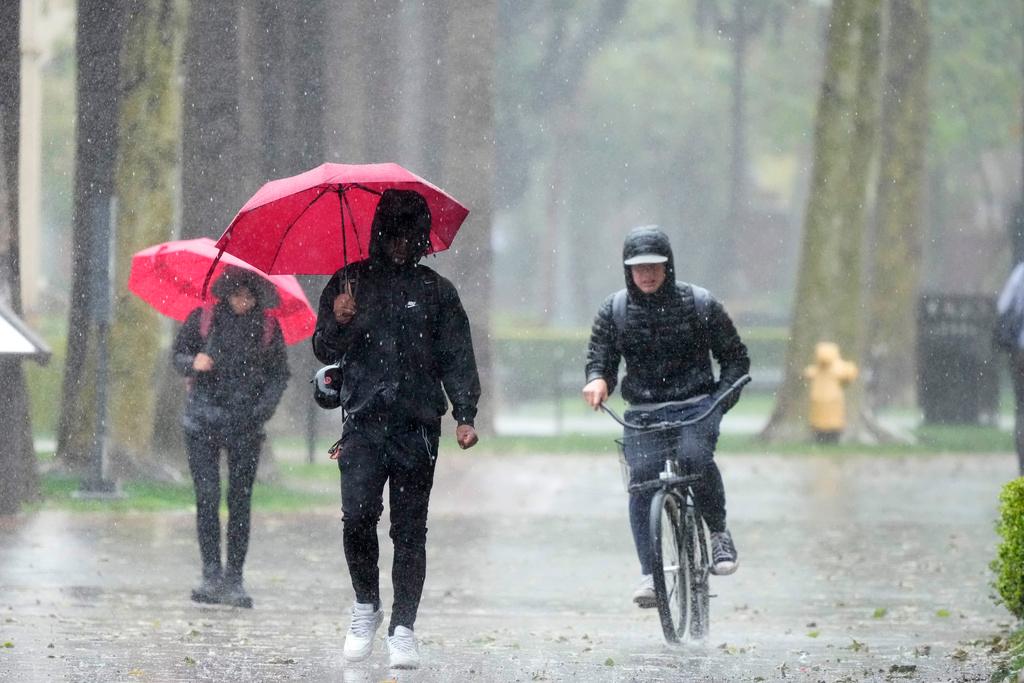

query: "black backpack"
xmin=611 ymin=282 xmax=711 ymax=348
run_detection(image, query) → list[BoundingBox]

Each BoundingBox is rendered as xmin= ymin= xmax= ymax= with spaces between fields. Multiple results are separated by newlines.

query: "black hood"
xmin=368 ymin=189 xmax=432 ymax=269
xmin=210 ymin=264 xmax=279 ymax=310
xmin=622 ymin=225 xmax=676 ymax=299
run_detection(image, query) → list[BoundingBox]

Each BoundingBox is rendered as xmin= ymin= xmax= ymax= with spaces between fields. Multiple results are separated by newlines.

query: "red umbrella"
xmin=210 ymin=162 xmax=470 ymax=276
xmin=128 ymin=237 xmax=316 ymax=345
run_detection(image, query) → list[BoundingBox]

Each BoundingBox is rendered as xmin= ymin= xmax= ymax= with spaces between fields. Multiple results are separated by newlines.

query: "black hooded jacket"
xmin=311 ymin=190 xmax=481 ymax=426
xmin=172 ymin=267 xmax=290 ymax=433
xmin=585 ymin=227 xmax=750 ymax=410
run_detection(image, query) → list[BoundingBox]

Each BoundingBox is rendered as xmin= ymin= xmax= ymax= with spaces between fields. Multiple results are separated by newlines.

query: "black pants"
xmin=1013 ymin=353 xmax=1024 ymax=475
xmin=622 ymin=401 xmax=726 ymax=576
xmin=338 ymin=415 xmax=439 ymax=634
xmin=185 ymin=429 xmax=263 ymax=577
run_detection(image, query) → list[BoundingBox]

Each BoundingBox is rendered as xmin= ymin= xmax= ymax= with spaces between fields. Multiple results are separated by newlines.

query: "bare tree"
xmin=695 ymin=0 xmax=790 ymax=296
xmin=152 ymin=0 xmax=243 ymax=459
xmin=57 ymin=1 xmax=128 ymax=471
xmin=107 ymin=0 xmax=187 ymax=474
xmin=435 ymin=0 xmax=498 ymax=431
xmin=0 ymin=0 xmax=40 ymax=513
xmin=762 ymin=0 xmax=882 ymax=441
xmin=180 ymin=0 xmax=244 ymax=239
xmin=865 ymin=0 xmax=930 ymax=409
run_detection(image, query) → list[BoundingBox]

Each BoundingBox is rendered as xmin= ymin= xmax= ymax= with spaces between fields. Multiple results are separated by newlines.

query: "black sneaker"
xmin=710 ymin=529 xmax=738 ymax=575
xmin=219 ymin=574 xmax=254 ymax=609
xmin=190 ymin=565 xmax=223 ymax=604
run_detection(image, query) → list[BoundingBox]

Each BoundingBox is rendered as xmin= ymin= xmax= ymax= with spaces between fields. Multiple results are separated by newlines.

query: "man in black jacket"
xmin=583 ymin=226 xmax=749 ymax=608
xmin=313 ymin=189 xmax=481 ymax=669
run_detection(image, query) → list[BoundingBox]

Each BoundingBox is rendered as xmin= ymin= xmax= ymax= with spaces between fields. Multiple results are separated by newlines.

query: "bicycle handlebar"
xmin=599 ymin=374 xmax=751 ymax=431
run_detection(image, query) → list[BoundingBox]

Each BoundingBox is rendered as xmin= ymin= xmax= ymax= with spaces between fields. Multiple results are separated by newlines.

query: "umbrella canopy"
xmin=128 ymin=237 xmax=316 ymax=345
xmin=211 ymin=162 xmax=470 ymax=276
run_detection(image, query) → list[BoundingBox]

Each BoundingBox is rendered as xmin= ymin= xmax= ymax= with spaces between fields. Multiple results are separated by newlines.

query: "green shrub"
xmin=993 ymin=478 xmax=1024 ymax=618
xmin=492 ymin=324 xmax=786 ymax=402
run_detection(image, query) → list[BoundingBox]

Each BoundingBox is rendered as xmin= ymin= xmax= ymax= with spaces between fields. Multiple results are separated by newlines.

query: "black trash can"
xmin=917 ymin=294 xmax=998 ymax=425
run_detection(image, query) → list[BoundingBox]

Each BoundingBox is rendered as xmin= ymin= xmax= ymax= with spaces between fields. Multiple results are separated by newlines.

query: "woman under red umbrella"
xmin=171 ymin=265 xmax=290 ymax=608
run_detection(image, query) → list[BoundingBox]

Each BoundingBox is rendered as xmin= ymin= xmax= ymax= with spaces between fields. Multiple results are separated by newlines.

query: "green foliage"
xmin=22 ymin=314 xmax=68 ymax=438
xmin=493 ymin=323 xmax=787 ymax=402
xmin=993 ymin=478 xmax=1024 ymax=619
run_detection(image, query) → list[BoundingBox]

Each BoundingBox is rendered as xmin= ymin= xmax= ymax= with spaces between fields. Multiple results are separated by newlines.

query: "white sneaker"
xmin=632 ymin=574 xmax=656 ymax=608
xmin=343 ymin=602 xmax=383 ymax=662
xmin=386 ymin=625 xmax=420 ymax=669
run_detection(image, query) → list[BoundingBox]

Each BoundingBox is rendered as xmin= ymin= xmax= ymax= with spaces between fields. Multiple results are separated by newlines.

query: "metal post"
xmin=76 ymin=195 xmax=122 ymax=498
xmin=306 ymin=395 xmax=316 ymax=464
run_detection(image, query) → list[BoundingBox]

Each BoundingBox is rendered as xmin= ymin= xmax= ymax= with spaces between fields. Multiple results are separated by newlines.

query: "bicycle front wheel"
xmin=649 ymin=489 xmax=689 ymax=643
xmin=683 ymin=506 xmax=711 ymax=640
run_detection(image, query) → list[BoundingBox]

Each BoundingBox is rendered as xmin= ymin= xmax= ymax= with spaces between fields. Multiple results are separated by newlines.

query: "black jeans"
xmin=185 ymin=429 xmax=263 ymax=578
xmin=337 ymin=414 xmax=439 ymax=634
xmin=1013 ymin=353 xmax=1024 ymax=475
xmin=622 ymin=400 xmax=726 ymax=576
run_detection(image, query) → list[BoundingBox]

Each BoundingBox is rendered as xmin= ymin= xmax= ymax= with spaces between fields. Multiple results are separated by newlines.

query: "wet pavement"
xmin=0 ymin=451 xmax=1016 ymax=682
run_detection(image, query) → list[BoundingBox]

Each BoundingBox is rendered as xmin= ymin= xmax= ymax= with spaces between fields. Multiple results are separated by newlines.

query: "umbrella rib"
xmin=269 ymin=186 xmax=331 ymax=273
xmin=340 ymin=188 xmax=367 ymax=260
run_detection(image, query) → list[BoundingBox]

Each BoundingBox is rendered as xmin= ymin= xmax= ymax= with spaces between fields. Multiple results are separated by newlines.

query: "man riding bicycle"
xmin=583 ymin=225 xmax=750 ymax=608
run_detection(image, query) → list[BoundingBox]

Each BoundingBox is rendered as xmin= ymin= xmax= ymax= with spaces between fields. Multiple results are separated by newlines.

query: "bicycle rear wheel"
xmin=683 ymin=505 xmax=711 ymax=640
xmin=649 ymin=489 xmax=689 ymax=643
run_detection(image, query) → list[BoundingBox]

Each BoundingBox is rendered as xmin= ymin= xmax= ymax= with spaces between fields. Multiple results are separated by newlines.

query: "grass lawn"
xmin=32 ymin=471 xmax=335 ymax=513
xmin=29 ymin=418 xmax=1013 ymax=514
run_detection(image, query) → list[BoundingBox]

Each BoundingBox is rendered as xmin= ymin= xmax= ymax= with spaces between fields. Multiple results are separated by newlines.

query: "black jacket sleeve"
xmin=436 ymin=279 xmax=481 ymax=426
xmin=312 ymin=267 xmax=366 ymax=364
xmin=172 ymin=308 xmax=204 ymax=376
xmin=585 ymin=294 xmax=621 ymax=395
xmin=253 ymin=320 xmax=290 ymax=423
xmin=706 ymin=297 xmax=750 ymax=413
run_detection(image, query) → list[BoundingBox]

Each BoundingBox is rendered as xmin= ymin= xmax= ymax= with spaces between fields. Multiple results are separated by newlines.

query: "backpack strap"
xmin=688 ymin=283 xmax=711 ymax=334
xmin=611 ymin=289 xmax=628 ymax=351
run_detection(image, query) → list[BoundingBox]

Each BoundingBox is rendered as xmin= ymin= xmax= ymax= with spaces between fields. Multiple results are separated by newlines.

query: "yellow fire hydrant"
xmin=803 ymin=342 xmax=858 ymax=443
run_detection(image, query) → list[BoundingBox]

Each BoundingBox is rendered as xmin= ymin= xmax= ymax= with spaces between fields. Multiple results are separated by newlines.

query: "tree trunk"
xmin=866 ymin=0 xmax=929 ymax=409
xmin=180 ymin=0 xmax=242 ymax=240
xmin=436 ymin=0 xmax=497 ymax=433
xmin=152 ymin=0 xmax=240 ymax=458
xmin=57 ymin=1 xmax=128 ymax=471
xmin=0 ymin=1 xmax=20 ymax=308
xmin=832 ymin=0 xmax=882 ymax=440
xmin=107 ymin=0 xmax=187 ymax=475
xmin=323 ymin=3 xmax=369 ymax=162
xmin=761 ymin=0 xmax=878 ymax=441
xmin=723 ymin=0 xmax=750 ymax=297
xmin=0 ymin=1 xmax=39 ymax=514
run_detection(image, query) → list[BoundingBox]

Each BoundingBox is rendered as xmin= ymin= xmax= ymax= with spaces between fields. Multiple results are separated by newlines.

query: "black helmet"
xmin=312 ymin=364 xmax=342 ymax=409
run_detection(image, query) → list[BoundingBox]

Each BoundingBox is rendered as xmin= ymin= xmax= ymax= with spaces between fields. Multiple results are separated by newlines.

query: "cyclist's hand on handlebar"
xmin=582 ymin=378 xmax=609 ymax=410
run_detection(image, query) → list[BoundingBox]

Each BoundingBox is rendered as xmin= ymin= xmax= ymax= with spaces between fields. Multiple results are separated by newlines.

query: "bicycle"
xmin=600 ymin=375 xmax=751 ymax=644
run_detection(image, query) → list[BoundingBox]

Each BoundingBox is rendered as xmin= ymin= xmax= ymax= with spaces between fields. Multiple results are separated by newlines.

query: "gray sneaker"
xmin=343 ymin=602 xmax=384 ymax=662
xmin=632 ymin=574 xmax=656 ymax=608
xmin=710 ymin=529 xmax=738 ymax=575
xmin=386 ymin=625 xmax=420 ymax=669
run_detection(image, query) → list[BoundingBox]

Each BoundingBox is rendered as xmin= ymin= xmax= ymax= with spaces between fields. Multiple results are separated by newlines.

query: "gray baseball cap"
xmin=623 ymin=252 xmax=669 ymax=266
